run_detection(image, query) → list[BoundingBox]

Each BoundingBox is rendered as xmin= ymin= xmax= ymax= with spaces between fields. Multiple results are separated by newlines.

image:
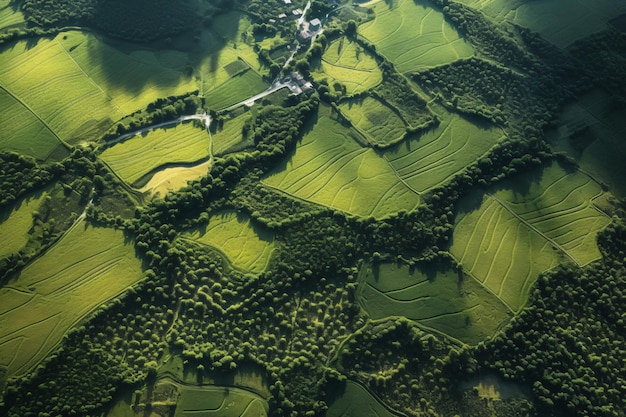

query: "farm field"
xmin=0 ymin=190 xmax=47 ymax=259
xmin=0 ymin=88 xmax=61 ymax=161
xmin=312 ymin=37 xmax=383 ymax=95
xmin=547 ymin=90 xmax=626 ymax=198
xmin=0 ymin=0 xmax=25 ymax=30
xmin=326 ymin=380 xmax=397 ymax=417
xmin=0 ymin=34 xmax=124 ymax=143
xmin=339 ymin=96 xmax=406 ymax=148
xmin=458 ymin=0 xmax=626 ymax=48
xmin=185 ymin=211 xmax=274 ymax=274
xmin=61 ymin=31 xmax=197 ymax=115
xmin=262 ymin=105 xmax=420 ymax=218
xmin=359 ymin=0 xmax=474 ymax=72
xmin=358 ymin=262 xmax=512 ymax=345
xmin=0 ymin=220 xmax=143 ymax=379
xmin=100 ymin=122 xmax=211 ymax=186
xmin=382 ymin=112 xmax=504 ymax=193
xmin=212 ymin=112 xmax=251 ymax=155
xmin=450 ymin=195 xmax=561 ymax=311
xmin=491 ymin=162 xmax=611 ymax=267
xmin=174 ymin=384 xmax=268 ymax=417
xmin=138 ymin=160 xmax=212 ymax=197
xmin=204 ymin=69 xmax=268 ymax=110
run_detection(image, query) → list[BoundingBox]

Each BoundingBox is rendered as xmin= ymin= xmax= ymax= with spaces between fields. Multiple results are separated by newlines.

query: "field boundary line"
xmin=489 ymin=194 xmax=580 ymax=267
xmin=380 ymin=153 xmax=422 ymax=197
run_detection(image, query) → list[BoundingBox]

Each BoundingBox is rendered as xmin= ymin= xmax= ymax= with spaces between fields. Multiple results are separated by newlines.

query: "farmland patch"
xmin=326 ymin=380 xmax=398 ymax=417
xmin=262 ymin=105 xmax=420 ymax=218
xmin=138 ymin=160 xmax=212 ymax=197
xmin=359 ymin=0 xmax=474 ymax=72
xmin=212 ymin=112 xmax=252 ymax=155
xmin=358 ymin=262 xmax=512 ymax=345
xmin=339 ymin=96 xmax=406 ymax=148
xmin=185 ymin=211 xmax=274 ymax=274
xmin=0 ymin=221 xmax=143 ymax=379
xmin=0 ymin=190 xmax=47 ymax=259
xmin=204 ymin=69 xmax=268 ymax=110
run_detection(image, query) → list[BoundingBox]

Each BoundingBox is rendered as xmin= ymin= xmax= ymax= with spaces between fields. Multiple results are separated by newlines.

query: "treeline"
xmin=0 ymin=153 xmax=60 ymax=209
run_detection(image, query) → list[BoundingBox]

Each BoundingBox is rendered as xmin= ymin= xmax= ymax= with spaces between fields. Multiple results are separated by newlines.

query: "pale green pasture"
xmin=263 ymin=106 xmax=419 ymax=218
xmin=493 ymin=162 xmax=611 ymax=266
xmin=383 ymin=113 xmax=504 ymax=193
xmin=0 ymin=221 xmax=143 ymax=379
xmin=359 ymin=0 xmax=474 ymax=72
xmin=0 ymin=88 xmax=61 ymax=161
xmin=312 ymin=37 xmax=382 ymax=94
xmin=359 ymin=262 xmax=512 ymax=345
xmin=0 ymin=190 xmax=47 ymax=258
xmin=326 ymin=380 xmax=396 ymax=417
xmin=100 ymin=122 xmax=210 ymax=185
xmin=185 ymin=211 xmax=274 ymax=274
xmin=0 ymin=35 xmax=124 ymax=142
xmin=451 ymin=196 xmax=561 ymax=311
xmin=339 ymin=97 xmax=406 ymax=148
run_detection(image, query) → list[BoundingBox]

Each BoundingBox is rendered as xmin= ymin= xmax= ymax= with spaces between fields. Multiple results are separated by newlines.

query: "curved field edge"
xmin=0 ymin=220 xmax=144 ymax=379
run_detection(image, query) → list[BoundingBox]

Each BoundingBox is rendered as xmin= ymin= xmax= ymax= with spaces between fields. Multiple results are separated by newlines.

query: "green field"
xmin=174 ymin=385 xmax=267 ymax=417
xmin=459 ymin=0 xmax=626 ymax=48
xmin=212 ymin=112 xmax=251 ymax=155
xmin=382 ymin=112 xmax=504 ymax=193
xmin=0 ymin=190 xmax=47 ymax=259
xmin=0 ymin=220 xmax=143 ymax=379
xmin=339 ymin=97 xmax=407 ymax=148
xmin=185 ymin=211 xmax=274 ymax=273
xmin=312 ymin=37 xmax=383 ymax=95
xmin=204 ymin=69 xmax=268 ymax=110
xmin=359 ymin=0 xmax=474 ymax=72
xmin=138 ymin=160 xmax=212 ymax=197
xmin=0 ymin=0 xmax=25 ymax=30
xmin=326 ymin=380 xmax=397 ymax=417
xmin=262 ymin=105 xmax=420 ymax=218
xmin=548 ymin=90 xmax=626 ymax=198
xmin=359 ymin=262 xmax=512 ymax=345
xmin=491 ymin=162 xmax=611 ymax=266
xmin=100 ymin=122 xmax=211 ymax=186
xmin=0 ymin=88 xmax=62 ymax=161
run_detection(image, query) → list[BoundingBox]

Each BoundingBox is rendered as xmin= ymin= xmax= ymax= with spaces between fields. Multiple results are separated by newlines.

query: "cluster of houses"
xmin=268 ymin=0 xmax=305 ymax=23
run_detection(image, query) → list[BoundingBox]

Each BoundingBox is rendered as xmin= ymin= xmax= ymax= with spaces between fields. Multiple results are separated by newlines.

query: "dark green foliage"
xmin=0 ymin=152 xmax=60 ymax=209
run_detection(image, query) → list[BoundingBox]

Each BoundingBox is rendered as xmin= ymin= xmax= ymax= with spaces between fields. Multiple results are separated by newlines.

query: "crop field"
xmin=326 ymin=381 xmax=397 ymax=417
xmin=0 ymin=88 xmax=61 ymax=161
xmin=61 ymin=31 xmax=197 ymax=115
xmin=359 ymin=0 xmax=474 ymax=72
xmin=204 ymin=69 xmax=268 ymax=110
xmin=359 ymin=262 xmax=512 ymax=345
xmin=174 ymin=385 xmax=268 ymax=417
xmin=212 ymin=112 xmax=251 ymax=155
xmin=339 ymin=97 xmax=406 ymax=148
xmin=382 ymin=112 xmax=504 ymax=193
xmin=0 ymin=221 xmax=143 ymax=379
xmin=138 ymin=160 xmax=212 ymax=197
xmin=312 ymin=37 xmax=383 ymax=95
xmin=262 ymin=106 xmax=420 ymax=218
xmin=185 ymin=211 xmax=274 ymax=273
xmin=0 ymin=190 xmax=47 ymax=259
xmin=491 ymin=162 xmax=611 ymax=266
xmin=548 ymin=90 xmax=626 ymax=199
xmin=0 ymin=34 xmax=124 ymax=143
xmin=100 ymin=122 xmax=211 ymax=186
xmin=450 ymin=196 xmax=561 ymax=311
xmin=0 ymin=0 xmax=25 ymax=30
xmin=459 ymin=0 xmax=626 ymax=48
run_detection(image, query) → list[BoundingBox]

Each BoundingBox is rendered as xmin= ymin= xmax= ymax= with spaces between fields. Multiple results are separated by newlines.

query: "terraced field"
xmin=0 ymin=221 xmax=144 ymax=379
xmin=0 ymin=190 xmax=47 ymax=258
xmin=339 ymin=97 xmax=406 ymax=148
xmin=174 ymin=385 xmax=268 ymax=417
xmin=100 ymin=122 xmax=211 ymax=186
xmin=548 ymin=90 xmax=626 ymax=198
xmin=459 ymin=0 xmax=626 ymax=48
xmin=383 ymin=112 xmax=504 ymax=193
xmin=359 ymin=262 xmax=512 ymax=345
xmin=0 ymin=88 xmax=61 ymax=161
xmin=312 ymin=37 xmax=383 ymax=95
xmin=326 ymin=381 xmax=397 ymax=417
xmin=450 ymin=163 xmax=609 ymax=311
xmin=359 ymin=0 xmax=474 ymax=72
xmin=263 ymin=105 xmax=420 ymax=218
xmin=185 ymin=211 xmax=274 ymax=274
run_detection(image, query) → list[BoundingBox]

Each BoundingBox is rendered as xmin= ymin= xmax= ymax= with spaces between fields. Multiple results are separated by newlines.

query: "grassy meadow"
xmin=383 ymin=112 xmax=504 ymax=193
xmin=326 ymin=380 xmax=397 ymax=417
xmin=359 ymin=0 xmax=474 ymax=72
xmin=204 ymin=69 xmax=268 ymax=110
xmin=100 ymin=122 xmax=211 ymax=186
xmin=312 ymin=37 xmax=383 ymax=95
xmin=0 ymin=190 xmax=47 ymax=258
xmin=359 ymin=262 xmax=512 ymax=345
xmin=0 ymin=0 xmax=25 ymax=30
xmin=339 ymin=96 xmax=407 ymax=148
xmin=138 ymin=160 xmax=212 ymax=197
xmin=212 ymin=112 xmax=251 ymax=155
xmin=263 ymin=106 xmax=420 ymax=218
xmin=0 ymin=88 xmax=62 ymax=161
xmin=0 ymin=221 xmax=143 ymax=379
xmin=185 ymin=211 xmax=274 ymax=274
xmin=174 ymin=385 xmax=268 ymax=417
